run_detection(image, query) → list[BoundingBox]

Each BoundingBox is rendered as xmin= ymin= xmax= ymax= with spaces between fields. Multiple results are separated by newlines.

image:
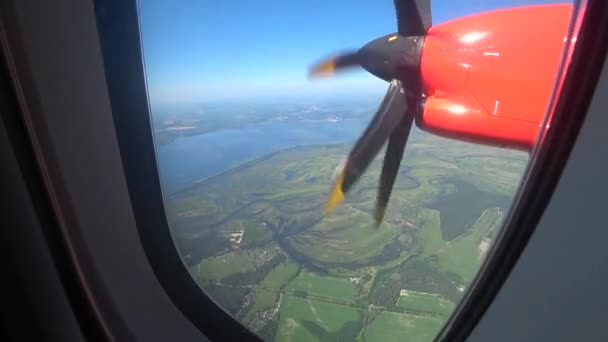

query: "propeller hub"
xmin=357 ymin=34 xmax=425 ymax=85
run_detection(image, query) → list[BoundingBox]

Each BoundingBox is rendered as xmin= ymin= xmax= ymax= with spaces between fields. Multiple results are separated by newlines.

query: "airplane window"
xmin=138 ymin=0 xmax=573 ymax=340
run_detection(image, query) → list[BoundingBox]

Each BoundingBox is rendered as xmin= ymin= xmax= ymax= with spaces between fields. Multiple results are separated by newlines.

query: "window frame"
xmin=93 ymin=0 xmax=262 ymax=340
xmin=2 ymin=0 xmax=209 ymax=339
xmin=91 ymin=0 xmax=608 ymax=341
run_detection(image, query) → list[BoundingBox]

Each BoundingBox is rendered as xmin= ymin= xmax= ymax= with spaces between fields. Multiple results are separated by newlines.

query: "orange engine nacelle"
xmin=418 ymin=3 xmax=572 ymax=150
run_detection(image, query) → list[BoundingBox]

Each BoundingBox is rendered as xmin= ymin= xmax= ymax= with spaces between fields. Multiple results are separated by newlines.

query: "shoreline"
xmin=168 ymin=143 xmax=348 ymax=198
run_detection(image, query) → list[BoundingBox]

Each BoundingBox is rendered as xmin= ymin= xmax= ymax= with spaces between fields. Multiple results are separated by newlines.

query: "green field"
xmin=420 ymin=207 xmax=504 ymax=283
xmin=261 ymin=260 xmax=300 ymax=290
xmin=242 ymin=220 xmax=274 ymax=245
xmin=192 ymin=251 xmax=256 ymax=282
xmin=286 ymin=270 xmax=356 ymax=302
xmin=290 ymin=211 xmax=402 ymax=264
xmin=436 ymin=208 xmax=504 ymax=282
xmin=244 ymin=288 xmax=278 ymax=323
xmin=275 ymin=295 xmax=362 ymax=342
xmin=167 ymin=133 xmax=528 ymax=341
xmin=396 ymin=290 xmax=455 ymax=317
xmin=364 ymin=311 xmax=445 ymax=342
xmin=418 ymin=208 xmax=443 ymax=254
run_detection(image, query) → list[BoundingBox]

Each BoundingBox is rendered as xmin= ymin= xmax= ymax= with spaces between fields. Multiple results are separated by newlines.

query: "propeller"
xmin=312 ymin=0 xmax=432 ymax=226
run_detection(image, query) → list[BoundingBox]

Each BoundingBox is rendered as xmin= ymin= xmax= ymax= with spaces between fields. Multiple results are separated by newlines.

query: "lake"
xmin=156 ymin=118 xmax=368 ymax=194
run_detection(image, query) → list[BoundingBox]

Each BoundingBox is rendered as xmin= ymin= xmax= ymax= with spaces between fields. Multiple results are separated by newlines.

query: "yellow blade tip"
xmin=324 ymin=172 xmax=345 ymax=215
xmin=309 ymin=59 xmax=336 ymax=78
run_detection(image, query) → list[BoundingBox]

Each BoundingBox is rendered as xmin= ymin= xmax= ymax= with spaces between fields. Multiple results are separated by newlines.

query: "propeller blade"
xmin=375 ymin=109 xmax=415 ymax=226
xmin=309 ymin=52 xmax=361 ymax=78
xmin=394 ymin=0 xmax=432 ymax=36
xmin=315 ymin=1 xmax=430 ymax=219
xmin=326 ymin=80 xmax=408 ymax=213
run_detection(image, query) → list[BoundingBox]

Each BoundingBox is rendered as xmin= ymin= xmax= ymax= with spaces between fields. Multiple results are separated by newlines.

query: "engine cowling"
xmin=418 ymin=3 xmax=572 ymax=150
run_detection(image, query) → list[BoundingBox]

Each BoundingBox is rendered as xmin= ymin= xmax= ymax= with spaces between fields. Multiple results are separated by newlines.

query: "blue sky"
xmin=138 ymin=0 xmax=565 ymax=105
